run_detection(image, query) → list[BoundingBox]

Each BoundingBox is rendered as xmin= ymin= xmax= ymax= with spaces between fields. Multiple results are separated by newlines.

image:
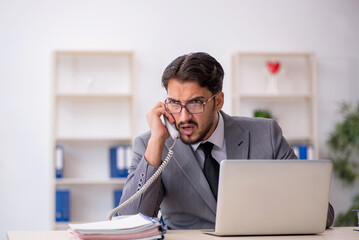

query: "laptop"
xmin=210 ymin=159 xmax=332 ymax=236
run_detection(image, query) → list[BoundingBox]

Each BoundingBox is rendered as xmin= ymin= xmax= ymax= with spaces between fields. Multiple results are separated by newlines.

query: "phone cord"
xmin=106 ymin=139 xmax=177 ymax=220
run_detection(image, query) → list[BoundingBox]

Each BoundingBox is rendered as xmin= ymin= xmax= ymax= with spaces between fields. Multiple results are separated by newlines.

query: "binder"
xmin=55 ymin=145 xmax=64 ymax=178
xmin=125 ymin=146 xmax=132 ymax=170
xmin=55 ymin=189 xmax=70 ymax=222
xmin=353 ymin=210 xmax=359 ymax=231
xmin=110 ymin=145 xmax=132 ymax=178
xmin=113 ymin=190 xmax=123 ymax=216
xmin=298 ymin=145 xmax=308 ymax=160
xmin=114 ymin=190 xmax=123 ymax=208
xmin=292 ymin=144 xmax=314 ymax=160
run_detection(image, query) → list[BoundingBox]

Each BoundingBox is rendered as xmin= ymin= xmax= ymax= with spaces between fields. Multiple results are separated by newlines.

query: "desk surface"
xmin=6 ymin=227 xmax=358 ymax=240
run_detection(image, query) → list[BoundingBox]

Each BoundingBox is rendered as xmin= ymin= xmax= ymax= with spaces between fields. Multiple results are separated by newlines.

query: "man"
xmin=119 ymin=52 xmax=334 ymax=229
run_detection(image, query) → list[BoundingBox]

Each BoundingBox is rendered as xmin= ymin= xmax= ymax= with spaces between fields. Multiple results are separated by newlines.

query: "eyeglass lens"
xmin=166 ymin=103 xmax=203 ymax=114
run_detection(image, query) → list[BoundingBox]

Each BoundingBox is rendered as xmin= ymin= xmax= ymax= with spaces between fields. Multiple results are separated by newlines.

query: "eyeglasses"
xmin=164 ymin=94 xmax=216 ymax=114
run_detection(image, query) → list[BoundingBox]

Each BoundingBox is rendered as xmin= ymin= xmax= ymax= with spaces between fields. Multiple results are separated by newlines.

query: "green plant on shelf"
xmin=253 ymin=109 xmax=273 ymax=119
xmin=327 ymin=100 xmax=359 ymax=227
xmin=334 ymin=195 xmax=359 ymax=227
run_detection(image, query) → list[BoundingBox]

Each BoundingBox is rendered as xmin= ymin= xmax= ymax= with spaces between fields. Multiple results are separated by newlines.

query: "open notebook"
xmin=209 ymin=159 xmax=332 ymax=236
xmin=68 ymin=213 xmax=165 ymax=240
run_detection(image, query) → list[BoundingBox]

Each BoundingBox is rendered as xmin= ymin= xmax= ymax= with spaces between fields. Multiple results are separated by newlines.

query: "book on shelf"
xmin=68 ymin=213 xmax=166 ymax=240
xmin=56 ymin=189 xmax=70 ymax=222
xmin=113 ymin=190 xmax=123 ymax=216
xmin=55 ymin=145 xmax=64 ymax=178
xmin=353 ymin=210 xmax=359 ymax=231
xmin=292 ymin=144 xmax=314 ymax=160
xmin=110 ymin=145 xmax=132 ymax=178
xmin=114 ymin=190 xmax=123 ymax=208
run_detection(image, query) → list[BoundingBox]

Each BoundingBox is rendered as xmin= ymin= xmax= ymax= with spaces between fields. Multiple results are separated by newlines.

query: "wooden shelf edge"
xmin=236 ymin=94 xmax=311 ymax=100
xmin=286 ymin=137 xmax=314 ymax=144
xmin=55 ymin=178 xmax=127 ymax=185
xmin=53 ymin=221 xmax=89 ymax=230
xmin=54 ymin=50 xmax=133 ymax=56
xmin=56 ymin=93 xmax=132 ymax=99
xmin=234 ymin=52 xmax=314 ymax=58
xmin=55 ymin=137 xmax=132 ymax=142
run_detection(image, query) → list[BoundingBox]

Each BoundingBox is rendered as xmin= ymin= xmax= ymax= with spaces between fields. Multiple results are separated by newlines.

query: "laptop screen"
xmin=214 ymin=160 xmax=332 ymax=236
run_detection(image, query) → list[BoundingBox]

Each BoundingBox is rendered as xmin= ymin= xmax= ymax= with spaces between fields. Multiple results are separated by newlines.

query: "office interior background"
xmin=0 ymin=0 xmax=358 ymax=237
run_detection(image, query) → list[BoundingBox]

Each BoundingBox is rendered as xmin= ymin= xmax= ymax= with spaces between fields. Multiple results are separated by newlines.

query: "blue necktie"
xmin=201 ymin=142 xmax=220 ymax=200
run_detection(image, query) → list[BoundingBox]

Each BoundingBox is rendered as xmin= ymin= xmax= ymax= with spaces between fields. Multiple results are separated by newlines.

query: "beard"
xmin=178 ymin=112 xmax=216 ymax=145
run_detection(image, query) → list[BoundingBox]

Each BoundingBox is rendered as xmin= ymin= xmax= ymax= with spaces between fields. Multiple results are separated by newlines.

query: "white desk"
xmin=6 ymin=227 xmax=358 ymax=240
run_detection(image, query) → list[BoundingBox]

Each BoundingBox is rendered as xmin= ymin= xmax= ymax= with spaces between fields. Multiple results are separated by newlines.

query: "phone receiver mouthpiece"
xmin=163 ymin=116 xmax=180 ymax=139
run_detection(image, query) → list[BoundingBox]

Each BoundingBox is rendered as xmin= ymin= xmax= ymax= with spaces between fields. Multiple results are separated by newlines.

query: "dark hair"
xmin=161 ymin=52 xmax=224 ymax=94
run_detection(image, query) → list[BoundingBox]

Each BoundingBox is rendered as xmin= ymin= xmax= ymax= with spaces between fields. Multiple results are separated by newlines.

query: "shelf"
xmin=56 ymin=93 xmax=133 ymax=99
xmin=51 ymin=50 xmax=134 ymax=229
xmin=55 ymin=50 xmax=133 ymax=56
xmin=232 ymin=51 xmax=318 ymax=159
xmin=55 ymin=97 xmax=132 ymax=139
xmin=235 ymin=52 xmax=313 ymax=58
xmin=54 ymin=51 xmax=133 ymax=95
xmin=53 ymin=222 xmax=71 ymax=230
xmin=237 ymin=94 xmax=311 ymax=101
xmin=285 ymin=136 xmax=313 ymax=144
xmin=55 ymin=178 xmax=127 ymax=185
xmin=55 ymin=137 xmax=132 ymax=142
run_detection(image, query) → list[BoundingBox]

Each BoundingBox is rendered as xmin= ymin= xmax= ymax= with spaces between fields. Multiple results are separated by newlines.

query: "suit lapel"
xmin=165 ymin=138 xmax=217 ymax=214
xmin=163 ymin=111 xmax=250 ymax=215
xmin=221 ymin=111 xmax=250 ymax=159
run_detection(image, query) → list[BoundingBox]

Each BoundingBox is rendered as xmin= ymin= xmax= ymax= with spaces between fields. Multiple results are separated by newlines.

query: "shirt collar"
xmin=192 ymin=111 xmax=225 ymax=151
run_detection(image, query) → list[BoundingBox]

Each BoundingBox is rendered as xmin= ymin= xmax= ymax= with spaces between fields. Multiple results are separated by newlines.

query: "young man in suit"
xmin=118 ymin=52 xmax=334 ymax=229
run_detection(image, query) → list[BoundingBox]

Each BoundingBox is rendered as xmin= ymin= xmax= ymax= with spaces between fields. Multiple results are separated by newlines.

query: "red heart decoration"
xmin=266 ymin=61 xmax=281 ymax=74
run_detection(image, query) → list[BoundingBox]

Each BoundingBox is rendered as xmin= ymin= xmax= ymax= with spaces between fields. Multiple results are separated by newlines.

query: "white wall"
xmin=0 ymin=0 xmax=358 ymax=237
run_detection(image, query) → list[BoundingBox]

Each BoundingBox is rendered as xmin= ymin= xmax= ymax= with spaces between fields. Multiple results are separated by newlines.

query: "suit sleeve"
xmin=326 ymin=203 xmax=335 ymax=228
xmin=270 ymin=119 xmax=298 ymax=159
xmin=270 ymin=119 xmax=335 ymax=229
xmin=118 ymin=136 xmax=165 ymax=217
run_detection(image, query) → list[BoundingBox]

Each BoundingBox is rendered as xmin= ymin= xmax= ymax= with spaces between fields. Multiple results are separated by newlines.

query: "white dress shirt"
xmin=191 ymin=111 xmax=227 ymax=169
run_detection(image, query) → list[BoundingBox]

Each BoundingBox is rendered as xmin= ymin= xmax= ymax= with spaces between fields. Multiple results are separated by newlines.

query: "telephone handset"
xmin=163 ymin=115 xmax=180 ymax=140
xmin=106 ymin=115 xmax=179 ymax=220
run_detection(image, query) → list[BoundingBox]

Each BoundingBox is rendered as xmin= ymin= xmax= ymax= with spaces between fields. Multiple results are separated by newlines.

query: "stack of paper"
xmin=68 ymin=213 xmax=166 ymax=240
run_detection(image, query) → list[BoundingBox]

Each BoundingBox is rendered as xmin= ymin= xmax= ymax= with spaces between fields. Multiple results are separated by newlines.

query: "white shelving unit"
xmin=50 ymin=51 xmax=135 ymax=229
xmin=231 ymin=52 xmax=318 ymax=159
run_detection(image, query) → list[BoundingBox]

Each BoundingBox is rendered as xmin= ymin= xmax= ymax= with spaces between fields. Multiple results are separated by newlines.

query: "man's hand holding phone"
xmin=145 ymin=102 xmax=177 ymax=166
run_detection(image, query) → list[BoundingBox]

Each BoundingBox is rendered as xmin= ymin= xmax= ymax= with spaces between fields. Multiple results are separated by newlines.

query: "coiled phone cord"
xmin=106 ymin=139 xmax=177 ymax=220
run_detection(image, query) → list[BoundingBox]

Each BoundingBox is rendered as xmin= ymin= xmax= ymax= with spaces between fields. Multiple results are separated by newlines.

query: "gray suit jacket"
xmin=119 ymin=111 xmax=334 ymax=229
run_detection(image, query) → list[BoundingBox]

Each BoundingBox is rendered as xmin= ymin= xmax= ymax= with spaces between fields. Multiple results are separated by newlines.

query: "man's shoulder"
xmin=134 ymin=130 xmax=151 ymax=146
xmin=222 ymin=111 xmax=275 ymax=127
xmin=231 ymin=115 xmax=274 ymax=123
xmin=220 ymin=112 xmax=281 ymax=136
xmin=137 ymin=130 xmax=151 ymax=140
